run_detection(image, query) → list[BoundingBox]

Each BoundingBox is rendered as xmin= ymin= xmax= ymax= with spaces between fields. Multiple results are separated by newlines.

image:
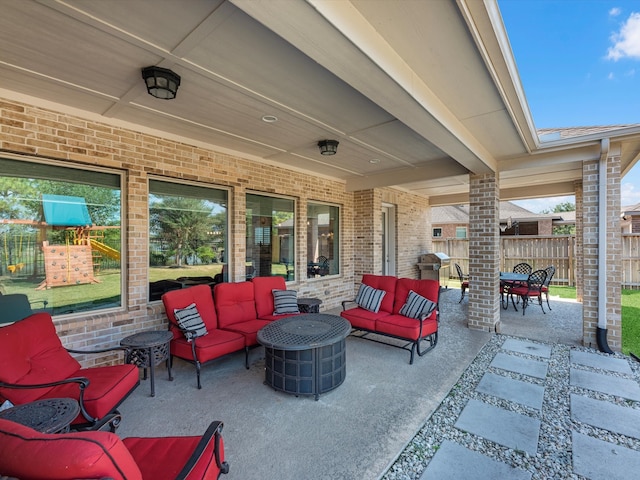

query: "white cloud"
xmin=621 ymin=181 xmax=640 ymax=206
xmin=608 ymin=71 xmax=615 ymax=80
xmin=610 ymin=7 xmax=622 ymax=17
xmin=607 ymin=12 xmax=640 ymax=60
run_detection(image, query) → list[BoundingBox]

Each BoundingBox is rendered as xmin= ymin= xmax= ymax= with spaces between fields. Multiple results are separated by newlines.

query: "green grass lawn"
xmin=622 ymin=289 xmax=640 ymax=356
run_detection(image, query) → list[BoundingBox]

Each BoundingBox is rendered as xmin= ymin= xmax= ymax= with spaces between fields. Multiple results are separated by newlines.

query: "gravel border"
xmin=381 ymin=334 xmax=640 ymax=480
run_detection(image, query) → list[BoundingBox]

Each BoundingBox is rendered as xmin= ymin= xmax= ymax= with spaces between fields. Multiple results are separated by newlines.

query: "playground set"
xmin=1 ymin=195 xmax=120 ymax=290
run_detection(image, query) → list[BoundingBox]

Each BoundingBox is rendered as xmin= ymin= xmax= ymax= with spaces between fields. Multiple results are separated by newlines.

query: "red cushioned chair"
xmin=0 ymin=417 xmax=229 ymax=479
xmin=162 ymin=285 xmax=246 ymax=390
xmin=0 ymin=312 xmax=139 ymax=432
xmin=376 ymin=278 xmax=440 ymax=364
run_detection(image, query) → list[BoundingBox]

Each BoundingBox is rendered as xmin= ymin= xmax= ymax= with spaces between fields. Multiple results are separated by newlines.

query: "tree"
xmin=149 ymin=197 xmax=215 ymax=266
xmin=542 ymin=202 xmax=576 ymax=235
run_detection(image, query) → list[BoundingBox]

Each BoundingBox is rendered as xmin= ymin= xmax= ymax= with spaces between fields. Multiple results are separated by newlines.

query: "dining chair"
xmin=454 ymin=263 xmax=469 ymax=303
xmin=512 ymin=262 xmax=532 ymax=275
xmin=507 ymin=269 xmax=548 ymax=315
xmin=541 ymin=265 xmax=556 ymax=310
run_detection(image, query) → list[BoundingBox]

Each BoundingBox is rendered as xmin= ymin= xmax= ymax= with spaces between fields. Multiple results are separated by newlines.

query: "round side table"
xmin=0 ymin=398 xmax=80 ymax=433
xmin=120 ymin=330 xmax=174 ymax=397
xmin=297 ymin=297 xmax=322 ymax=313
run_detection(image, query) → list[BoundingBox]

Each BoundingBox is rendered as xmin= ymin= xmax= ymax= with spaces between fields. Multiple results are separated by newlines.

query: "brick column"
xmin=581 ymin=148 xmax=622 ymax=351
xmin=467 ymin=173 xmax=501 ymax=332
xmin=574 ymin=181 xmax=583 ymax=301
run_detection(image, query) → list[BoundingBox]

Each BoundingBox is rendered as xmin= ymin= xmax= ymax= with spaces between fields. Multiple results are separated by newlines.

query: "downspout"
xmin=597 ymin=138 xmax=614 ymax=353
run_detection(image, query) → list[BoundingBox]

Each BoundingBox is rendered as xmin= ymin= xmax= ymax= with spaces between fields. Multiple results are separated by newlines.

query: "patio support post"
xmin=581 ymin=140 xmax=622 ymax=351
xmin=467 ymin=172 xmax=501 ymax=332
xmin=574 ymin=181 xmax=583 ymax=302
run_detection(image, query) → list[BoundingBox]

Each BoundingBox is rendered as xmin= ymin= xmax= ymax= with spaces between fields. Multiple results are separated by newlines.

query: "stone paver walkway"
xmin=419 ymin=338 xmax=640 ymax=480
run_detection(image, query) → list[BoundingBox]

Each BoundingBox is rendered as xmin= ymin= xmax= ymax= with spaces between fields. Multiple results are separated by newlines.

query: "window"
xmin=246 ymin=193 xmax=294 ymax=279
xmin=0 ymin=157 xmax=122 ymax=315
xmin=149 ymin=180 xmax=228 ymax=301
xmin=455 ymin=227 xmax=467 ymax=239
xmin=307 ymin=202 xmax=339 ymax=278
xmin=432 ymin=228 xmax=442 ymax=238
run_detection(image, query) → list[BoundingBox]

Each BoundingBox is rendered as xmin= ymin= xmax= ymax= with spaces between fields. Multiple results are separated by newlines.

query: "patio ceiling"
xmin=1 ymin=0 xmax=639 ymax=206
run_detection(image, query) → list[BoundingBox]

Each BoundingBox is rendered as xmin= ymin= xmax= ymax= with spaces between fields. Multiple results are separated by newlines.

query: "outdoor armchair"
xmin=0 ymin=312 xmax=139 ymax=431
xmin=0 ymin=292 xmax=49 ymax=325
xmin=541 ymin=265 xmax=556 ymax=310
xmin=0 ymin=417 xmax=230 ymax=479
xmin=162 ymin=285 xmax=246 ymax=390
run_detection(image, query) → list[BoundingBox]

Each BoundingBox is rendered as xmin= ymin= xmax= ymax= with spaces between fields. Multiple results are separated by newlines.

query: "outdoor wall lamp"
xmin=141 ymin=66 xmax=181 ymax=99
xmin=318 ymin=139 xmax=339 ymax=155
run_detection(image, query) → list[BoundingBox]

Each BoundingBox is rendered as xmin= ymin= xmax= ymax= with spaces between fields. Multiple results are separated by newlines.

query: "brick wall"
xmin=0 ymin=98 xmax=432 ymax=365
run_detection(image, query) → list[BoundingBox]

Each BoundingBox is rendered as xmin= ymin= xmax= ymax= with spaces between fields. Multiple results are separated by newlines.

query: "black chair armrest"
xmin=176 ymin=421 xmax=229 ymax=479
xmin=341 ymin=299 xmax=357 ymax=310
xmin=66 ymin=346 xmax=129 ymax=355
xmin=0 ymin=376 xmax=89 ymax=391
xmin=0 ymin=376 xmax=97 ymax=423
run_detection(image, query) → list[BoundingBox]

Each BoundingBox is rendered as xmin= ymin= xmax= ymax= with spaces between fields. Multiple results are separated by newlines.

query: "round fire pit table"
xmin=257 ymin=314 xmax=351 ymax=400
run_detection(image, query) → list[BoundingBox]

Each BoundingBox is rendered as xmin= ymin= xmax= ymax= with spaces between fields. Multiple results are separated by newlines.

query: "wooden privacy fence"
xmin=433 ymin=234 xmax=640 ymax=289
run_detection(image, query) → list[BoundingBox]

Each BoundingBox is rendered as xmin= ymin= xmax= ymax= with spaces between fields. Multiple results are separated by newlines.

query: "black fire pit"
xmin=257 ymin=313 xmax=351 ymax=400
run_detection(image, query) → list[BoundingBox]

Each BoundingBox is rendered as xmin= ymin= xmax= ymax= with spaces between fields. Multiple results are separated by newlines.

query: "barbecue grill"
xmin=417 ymin=252 xmax=451 ymax=287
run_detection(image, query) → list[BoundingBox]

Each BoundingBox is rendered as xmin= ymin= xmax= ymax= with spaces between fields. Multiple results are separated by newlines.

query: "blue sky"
xmin=498 ymin=0 xmax=640 ymax=212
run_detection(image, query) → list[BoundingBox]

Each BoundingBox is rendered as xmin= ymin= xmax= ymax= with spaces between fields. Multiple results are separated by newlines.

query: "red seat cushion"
xmin=251 ymin=276 xmax=287 ymax=318
xmin=0 ymin=418 xmax=142 ymax=480
xmin=393 ymin=278 xmax=439 ymax=317
xmin=340 ymin=307 xmax=389 ymax=331
xmin=170 ymin=329 xmax=246 ymax=364
xmin=0 ymin=313 xmax=81 ymax=404
xmin=124 ymin=434 xmax=224 ymax=480
xmin=162 ymin=284 xmax=219 ymax=333
xmin=361 ymin=274 xmax=397 ymax=314
xmin=376 ymin=314 xmax=438 ymax=341
xmin=214 ymin=282 xmax=258 ymax=328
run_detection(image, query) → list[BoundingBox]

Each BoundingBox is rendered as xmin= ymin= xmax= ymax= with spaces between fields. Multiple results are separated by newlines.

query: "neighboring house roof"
xmin=432 ymin=201 xmax=557 ymax=225
xmin=538 ymin=125 xmax=640 ymax=142
xmin=622 ymin=203 xmax=640 ymax=217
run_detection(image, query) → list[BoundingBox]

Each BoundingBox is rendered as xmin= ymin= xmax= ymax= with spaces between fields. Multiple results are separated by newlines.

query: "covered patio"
xmin=113 ymin=290 xmax=605 ymax=479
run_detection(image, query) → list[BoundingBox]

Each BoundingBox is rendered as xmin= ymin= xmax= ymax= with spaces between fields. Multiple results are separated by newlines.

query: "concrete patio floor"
xmin=116 ymin=288 xmax=584 ymax=480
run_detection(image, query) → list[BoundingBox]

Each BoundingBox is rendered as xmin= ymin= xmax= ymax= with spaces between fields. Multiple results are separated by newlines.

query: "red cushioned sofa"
xmin=162 ymin=277 xmax=301 ymax=389
xmin=341 ymin=274 xmax=440 ymax=364
xmin=0 ymin=417 xmax=229 ymax=479
xmin=0 ymin=312 xmax=140 ymax=431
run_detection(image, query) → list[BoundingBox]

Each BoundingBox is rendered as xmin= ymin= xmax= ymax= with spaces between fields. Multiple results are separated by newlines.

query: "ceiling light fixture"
xmin=318 ymin=139 xmax=339 ymax=156
xmin=141 ymin=66 xmax=181 ymax=100
xmin=261 ymin=115 xmax=278 ymax=123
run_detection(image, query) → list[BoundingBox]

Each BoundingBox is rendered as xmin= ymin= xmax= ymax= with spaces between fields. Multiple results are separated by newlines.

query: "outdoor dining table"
xmin=500 ymin=272 xmax=529 ymax=310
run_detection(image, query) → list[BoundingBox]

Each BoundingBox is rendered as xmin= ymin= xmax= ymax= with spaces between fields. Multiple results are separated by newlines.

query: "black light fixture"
xmin=141 ymin=66 xmax=181 ymax=100
xmin=317 ymin=139 xmax=339 ymax=156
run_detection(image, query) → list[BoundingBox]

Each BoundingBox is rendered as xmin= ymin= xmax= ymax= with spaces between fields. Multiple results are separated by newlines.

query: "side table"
xmin=0 ymin=398 xmax=80 ymax=433
xmin=297 ymin=297 xmax=322 ymax=313
xmin=120 ymin=330 xmax=174 ymax=397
